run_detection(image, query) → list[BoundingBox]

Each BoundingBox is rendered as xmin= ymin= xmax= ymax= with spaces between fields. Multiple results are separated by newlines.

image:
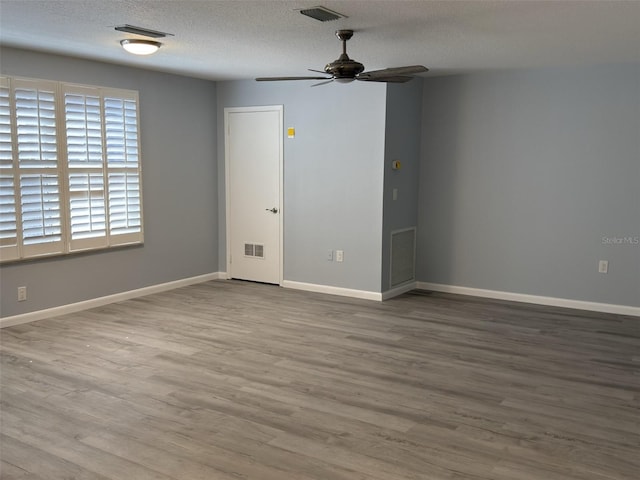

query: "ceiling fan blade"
xmin=256 ymin=76 xmax=331 ymax=82
xmin=358 ymin=65 xmax=428 ymax=79
xmin=357 ymin=75 xmax=415 ymax=83
xmin=308 ymin=68 xmax=330 ymax=75
xmin=311 ymin=79 xmax=334 ymax=87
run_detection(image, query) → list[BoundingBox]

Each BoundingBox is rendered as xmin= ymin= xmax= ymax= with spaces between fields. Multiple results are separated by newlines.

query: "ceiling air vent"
xmin=114 ymin=24 xmax=174 ymax=38
xmin=299 ymin=6 xmax=347 ymax=22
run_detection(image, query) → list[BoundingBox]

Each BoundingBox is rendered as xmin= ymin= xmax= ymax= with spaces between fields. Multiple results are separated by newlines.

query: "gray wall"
xmin=216 ymin=80 xmax=387 ymax=293
xmin=2 ymin=47 xmax=636 ymax=314
xmin=381 ymin=80 xmax=423 ymax=292
xmin=417 ymin=64 xmax=640 ymax=307
xmin=0 ymin=47 xmax=219 ymax=317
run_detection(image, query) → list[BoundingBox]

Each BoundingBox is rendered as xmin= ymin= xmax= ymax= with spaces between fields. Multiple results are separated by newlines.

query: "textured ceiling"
xmin=1 ymin=0 xmax=639 ymax=81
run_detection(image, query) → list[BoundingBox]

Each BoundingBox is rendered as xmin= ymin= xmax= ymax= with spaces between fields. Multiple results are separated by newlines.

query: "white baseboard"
xmin=416 ymin=282 xmax=640 ymax=317
xmin=282 ymin=280 xmax=416 ymax=302
xmin=0 ymin=272 xmax=225 ymax=329
xmin=7 ymin=274 xmax=633 ymax=329
xmin=282 ymin=280 xmax=382 ymax=301
xmin=382 ymin=282 xmax=417 ymax=301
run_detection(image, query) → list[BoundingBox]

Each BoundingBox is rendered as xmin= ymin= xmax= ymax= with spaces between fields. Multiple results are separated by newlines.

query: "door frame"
xmin=224 ymin=105 xmax=284 ymax=285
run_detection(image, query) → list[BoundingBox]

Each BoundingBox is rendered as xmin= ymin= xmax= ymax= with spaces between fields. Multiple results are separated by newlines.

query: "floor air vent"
xmin=390 ymin=227 xmax=416 ymax=287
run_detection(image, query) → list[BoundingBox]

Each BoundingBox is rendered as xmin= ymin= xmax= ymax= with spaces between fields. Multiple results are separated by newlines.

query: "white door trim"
xmin=224 ymin=105 xmax=284 ymax=285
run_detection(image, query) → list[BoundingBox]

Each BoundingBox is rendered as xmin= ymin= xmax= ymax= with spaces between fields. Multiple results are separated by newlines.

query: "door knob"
xmin=266 ymin=207 xmax=278 ymax=213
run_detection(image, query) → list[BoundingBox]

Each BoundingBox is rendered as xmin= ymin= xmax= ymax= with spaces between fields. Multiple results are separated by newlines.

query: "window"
xmin=0 ymin=76 xmax=143 ymax=263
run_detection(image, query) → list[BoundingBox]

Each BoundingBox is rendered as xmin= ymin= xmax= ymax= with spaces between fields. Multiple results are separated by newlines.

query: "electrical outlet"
xmin=598 ymin=260 xmax=608 ymax=274
xmin=17 ymin=286 xmax=27 ymax=302
xmin=327 ymin=249 xmax=333 ymax=261
xmin=336 ymin=250 xmax=344 ymax=262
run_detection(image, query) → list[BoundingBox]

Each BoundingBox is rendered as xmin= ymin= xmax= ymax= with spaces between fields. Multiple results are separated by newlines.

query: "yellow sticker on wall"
xmin=287 ymin=127 xmax=295 ymax=138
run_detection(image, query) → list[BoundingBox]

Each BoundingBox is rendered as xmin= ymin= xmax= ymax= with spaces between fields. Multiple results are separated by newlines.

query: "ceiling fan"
xmin=256 ymin=30 xmax=428 ymax=86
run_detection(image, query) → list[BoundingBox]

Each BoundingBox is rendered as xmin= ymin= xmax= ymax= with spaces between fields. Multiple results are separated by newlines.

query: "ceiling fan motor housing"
xmin=325 ymin=54 xmax=365 ymax=79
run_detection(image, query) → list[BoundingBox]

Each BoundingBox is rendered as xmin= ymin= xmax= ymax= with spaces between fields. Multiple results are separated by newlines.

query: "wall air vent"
xmin=390 ymin=227 xmax=416 ymax=287
xmin=299 ymin=6 xmax=347 ymax=22
xmin=114 ymin=24 xmax=174 ymax=39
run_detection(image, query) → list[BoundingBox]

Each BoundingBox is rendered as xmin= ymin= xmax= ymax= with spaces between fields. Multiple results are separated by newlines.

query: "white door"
xmin=225 ymin=106 xmax=283 ymax=284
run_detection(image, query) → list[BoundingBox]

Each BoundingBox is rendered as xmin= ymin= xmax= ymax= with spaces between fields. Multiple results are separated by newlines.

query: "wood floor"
xmin=1 ymin=280 xmax=638 ymax=480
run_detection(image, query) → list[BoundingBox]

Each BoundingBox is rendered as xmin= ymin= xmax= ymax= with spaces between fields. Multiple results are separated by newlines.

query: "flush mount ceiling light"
xmin=120 ymin=39 xmax=162 ymax=55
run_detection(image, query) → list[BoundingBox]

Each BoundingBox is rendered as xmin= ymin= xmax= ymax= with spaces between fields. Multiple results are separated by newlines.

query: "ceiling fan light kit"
xmin=256 ymin=29 xmax=428 ymax=86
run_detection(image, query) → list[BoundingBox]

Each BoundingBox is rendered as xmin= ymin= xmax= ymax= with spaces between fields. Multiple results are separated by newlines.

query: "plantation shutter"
xmin=62 ymin=85 xmax=142 ymax=250
xmin=104 ymin=89 xmax=142 ymax=245
xmin=13 ymin=78 xmax=64 ymax=258
xmin=0 ymin=77 xmax=19 ymax=261
xmin=0 ymin=76 xmax=143 ymax=264
xmin=63 ymin=84 xmax=107 ymax=251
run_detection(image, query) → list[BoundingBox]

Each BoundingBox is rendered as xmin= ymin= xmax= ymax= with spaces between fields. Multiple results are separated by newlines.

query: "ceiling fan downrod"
xmin=336 ymin=29 xmax=353 ymax=57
